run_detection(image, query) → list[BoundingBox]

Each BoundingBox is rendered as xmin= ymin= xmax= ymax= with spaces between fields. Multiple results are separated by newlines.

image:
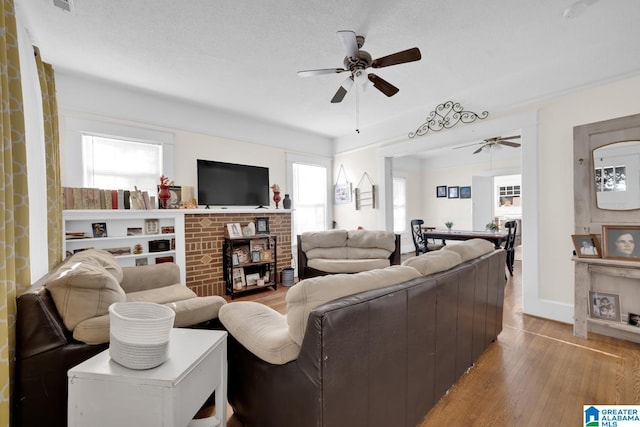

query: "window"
xmin=82 ymin=135 xmax=162 ymax=195
xmin=498 ymin=184 xmax=521 ymax=207
xmin=393 ymin=176 xmax=406 ymax=233
xmin=292 ymin=163 xmax=327 ymax=236
xmin=595 ymin=165 xmax=626 ymax=192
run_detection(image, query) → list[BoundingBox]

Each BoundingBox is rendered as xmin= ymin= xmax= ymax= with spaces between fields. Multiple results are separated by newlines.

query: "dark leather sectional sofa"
xmin=223 ymin=245 xmax=506 ymax=426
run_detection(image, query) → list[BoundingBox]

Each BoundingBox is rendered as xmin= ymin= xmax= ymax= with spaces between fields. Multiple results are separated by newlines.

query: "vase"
xmin=158 ymin=186 xmax=171 ymax=209
xmin=273 ymin=191 xmax=281 ymax=209
xmin=283 ymin=194 xmax=292 ymax=209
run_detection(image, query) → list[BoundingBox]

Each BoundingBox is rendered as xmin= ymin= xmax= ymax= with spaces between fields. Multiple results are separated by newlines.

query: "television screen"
xmin=197 ymin=159 xmax=270 ymax=207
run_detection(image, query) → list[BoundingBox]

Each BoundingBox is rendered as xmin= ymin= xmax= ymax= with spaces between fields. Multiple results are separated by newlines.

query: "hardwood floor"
xmin=225 ymin=261 xmax=640 ymax=426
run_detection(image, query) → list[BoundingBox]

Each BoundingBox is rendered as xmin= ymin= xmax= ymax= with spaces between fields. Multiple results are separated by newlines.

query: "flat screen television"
xmin=197 ymin=159 xmax=270 ymax=207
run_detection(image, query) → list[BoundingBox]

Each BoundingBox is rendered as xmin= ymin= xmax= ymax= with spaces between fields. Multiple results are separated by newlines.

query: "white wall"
xmin=332 ymin=75 xmax=640 ymax=325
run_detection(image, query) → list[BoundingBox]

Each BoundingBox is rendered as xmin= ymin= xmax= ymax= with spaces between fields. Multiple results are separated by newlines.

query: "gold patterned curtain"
xmin=34 ymin=47 xmax=62 ymax=269
xmin=0 ymin=0 xmax=31 ymax=425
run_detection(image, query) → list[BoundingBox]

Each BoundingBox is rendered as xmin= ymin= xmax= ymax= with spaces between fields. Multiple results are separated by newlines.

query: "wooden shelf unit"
xmin=223 ymin=234 xmax=277 ymax=299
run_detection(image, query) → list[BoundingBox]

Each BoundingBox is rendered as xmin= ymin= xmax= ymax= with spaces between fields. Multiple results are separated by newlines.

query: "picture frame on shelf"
xmin=233 ymin=245 xmax=250 ymax=264
xmin=571 ymin=234 xmax=601 ymax=258
xmin=261 ymin=249 xmax=273 ymax=262
xmin=245 ymin=272 xmax=260 ymax=287
xmin=628 ymin=312 xmax=640 ymax=327
xmin=135 ymin=258 xmax=148 ymax=266
xmin=460 ymin=186 xmax=471 ymax=199
xmin=127 ymin=227 xmax=142 ymax=236
xmin=232 ymin=253 xmax=240 ymax=266
xmin=232 ymin=268 xmax=246 ymax=290
xmin=448 ymin=186 xmax=459 ymax=199
xmin=161 ymin=226 xmax=175 ymax=234
xmin=602 ymin=225 xmax=640 ymax=260
xmin=92 ymin=222 xmax=108 ymax=238
xmin=251 ymin=250 xmax=261 ymax=263
xmin=226 ymin=223 xmax=243 ymax=238
xmin=255 ymin=217 xmax=269 ymax=234
xmin=144 ymin=218 xmax=160 ymax=235
xmin=589 ymin=291 xmax=621 ymax=322
xmin=436 ymin=185 xmax=447 ymax=198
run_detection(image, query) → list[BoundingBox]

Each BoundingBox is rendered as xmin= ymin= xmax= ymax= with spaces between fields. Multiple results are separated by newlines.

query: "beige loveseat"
xmin=297 ymin=229 xmax=401 ymax=280
xmin=13 ymin=249 xmax=226 ymax=427
xmin=220 ymin=239 xmax=506 ymax=426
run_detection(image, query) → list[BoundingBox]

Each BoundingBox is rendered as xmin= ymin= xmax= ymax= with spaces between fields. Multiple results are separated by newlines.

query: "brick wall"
xmin=184 ymin=212 xmax=292 ymax=296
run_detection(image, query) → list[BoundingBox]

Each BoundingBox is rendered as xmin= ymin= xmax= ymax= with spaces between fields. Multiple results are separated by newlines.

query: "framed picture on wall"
xmin=460 ymin=186 xmax=471 ymax=199
xmin=436 ymin=185 xmax=447 ymax=198
xmin=448 ymin=186 xmax=459 ymax=199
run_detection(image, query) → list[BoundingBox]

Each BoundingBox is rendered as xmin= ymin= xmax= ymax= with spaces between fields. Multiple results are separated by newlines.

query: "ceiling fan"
xmin=454 ymin=135 xmax=522 ymax=154
xmin=297 ymin=30 xmax=422 ymax=103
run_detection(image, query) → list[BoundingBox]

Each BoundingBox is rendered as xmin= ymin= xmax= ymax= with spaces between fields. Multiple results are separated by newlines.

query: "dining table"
xmin=422 ymin=228 xmax=508 ymax=249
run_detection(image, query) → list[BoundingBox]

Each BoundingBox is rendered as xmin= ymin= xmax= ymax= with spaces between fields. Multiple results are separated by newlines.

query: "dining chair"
xmin=410 ymin=219 xmax=444 ymax=256
xmin=503 ymin=220 xmax=518 ymax=276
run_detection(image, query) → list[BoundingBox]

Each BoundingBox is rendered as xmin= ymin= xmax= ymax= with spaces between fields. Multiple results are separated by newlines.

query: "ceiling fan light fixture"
xmin=354 ymin=69 xmax=368 ymax=85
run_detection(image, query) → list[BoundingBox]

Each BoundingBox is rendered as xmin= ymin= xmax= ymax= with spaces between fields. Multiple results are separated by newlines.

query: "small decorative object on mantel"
xmin=355 ymin=172 xmax=377 ymax=210
xmin=445 ymin=221 xmax=453 ymax=231
xmin=158 ymin=175 xmax=171 ymax=209
xmin=334 ymin=164 xmax=352 ymax=204
xmin=271 ymin=184 xmax=281 ymax=209
xmin=408 ymin=101 xmax=489 ymax=138
xmin=226 ymin=223 xmax=243 ymax=239
xmin=282 ymin=194 xmax=292 ymax=209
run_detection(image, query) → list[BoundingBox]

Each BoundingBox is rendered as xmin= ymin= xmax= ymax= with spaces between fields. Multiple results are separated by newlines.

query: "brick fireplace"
xmin=183 ymin=211 xmax=292 ymax=297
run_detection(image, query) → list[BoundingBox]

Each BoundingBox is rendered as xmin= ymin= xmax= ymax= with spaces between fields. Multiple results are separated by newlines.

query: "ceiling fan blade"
xmin=473 ymin=146 xmax=484 ymax=154
xmin=499 ymin=135 xmax=521 ymax=141
xmin=331 ymin=76 xmax=354 ymax=103
xmin=372 ymin=47 xmax=421 ymax=68
xmin=498 ymin=141 xmax=521 ymax=148
xmin=368 ymin=73 xmax=399 ymax=97
xmin=453 ymin=142 xmax=481 ymax=150
xmin=337 ymin=30 xmax=359 ymax=60
xmin=297 ymin=68 xmax=348 ymax=77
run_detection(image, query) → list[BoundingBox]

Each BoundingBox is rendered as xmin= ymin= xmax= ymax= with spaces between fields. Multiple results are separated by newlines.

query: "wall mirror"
xmin=593 ymin=140 xmax=640 ymax=210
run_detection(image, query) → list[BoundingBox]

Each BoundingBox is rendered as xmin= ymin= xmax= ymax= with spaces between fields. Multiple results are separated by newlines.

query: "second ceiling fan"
xmin=297 ymin=30 xmax=422 ymax=103
xmin=455 ymin=135 xmax=522 ymax=154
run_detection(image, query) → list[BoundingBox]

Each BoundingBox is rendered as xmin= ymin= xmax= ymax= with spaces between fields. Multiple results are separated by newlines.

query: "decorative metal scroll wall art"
xmin=408 ymin=101 xmax=489 ymax=138
xmin=355 ymin=172 xmax=377 ymax=210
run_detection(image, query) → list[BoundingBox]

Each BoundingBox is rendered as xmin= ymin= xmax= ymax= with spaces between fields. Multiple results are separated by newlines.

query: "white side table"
xmin=68 ymin=328 xmax=227 ymax=427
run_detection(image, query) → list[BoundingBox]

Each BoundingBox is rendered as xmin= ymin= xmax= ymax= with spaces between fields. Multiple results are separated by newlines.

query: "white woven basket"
xmin=109 ymin=302 xmax=175 ymax=370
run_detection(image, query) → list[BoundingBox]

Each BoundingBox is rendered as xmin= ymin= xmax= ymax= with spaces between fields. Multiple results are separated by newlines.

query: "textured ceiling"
xmin=16 ymin=0 xmax=640 ymax=144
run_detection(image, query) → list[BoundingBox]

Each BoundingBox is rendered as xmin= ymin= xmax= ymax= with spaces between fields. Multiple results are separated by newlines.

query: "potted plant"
xmin=445 ymin=221 xmax=454 ymax=231
xmin=485 ymin=222 xmax=498 ymax=232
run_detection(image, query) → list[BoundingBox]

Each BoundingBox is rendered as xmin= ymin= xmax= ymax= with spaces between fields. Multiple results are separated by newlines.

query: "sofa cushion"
xmin=305 ymin=246 xmax=348 ymax=260
xmin=346 ymin=247 xmax=393 ymax=260
xmin=219 ymin=301 xmax=300 ymax=365
xmin=171 ymin=296 xmax=227 ymax=327
xmin=74 ymin=296 xmax=227 ymax=344
xmin=286 ymin=265 xmax=421 ymax=345
xmin=346 ymin=229 xmax=396 ymax=252
xmin=68 ymin=249 xmax=124 ymax=283
xmin=45 ymin=260 xmax=126 ymax=331
xmin=300 ymin=230 xmax=348 ymax=252
xmin=441 ymin=238 xmax=496 ymax=261
xmin=307 ymin=258 xmax=391 ymax=274
xmin=126 ymin=284 xmax=197 ymax=304
xmin=402 ymin=250 xmax=463 ymax=276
